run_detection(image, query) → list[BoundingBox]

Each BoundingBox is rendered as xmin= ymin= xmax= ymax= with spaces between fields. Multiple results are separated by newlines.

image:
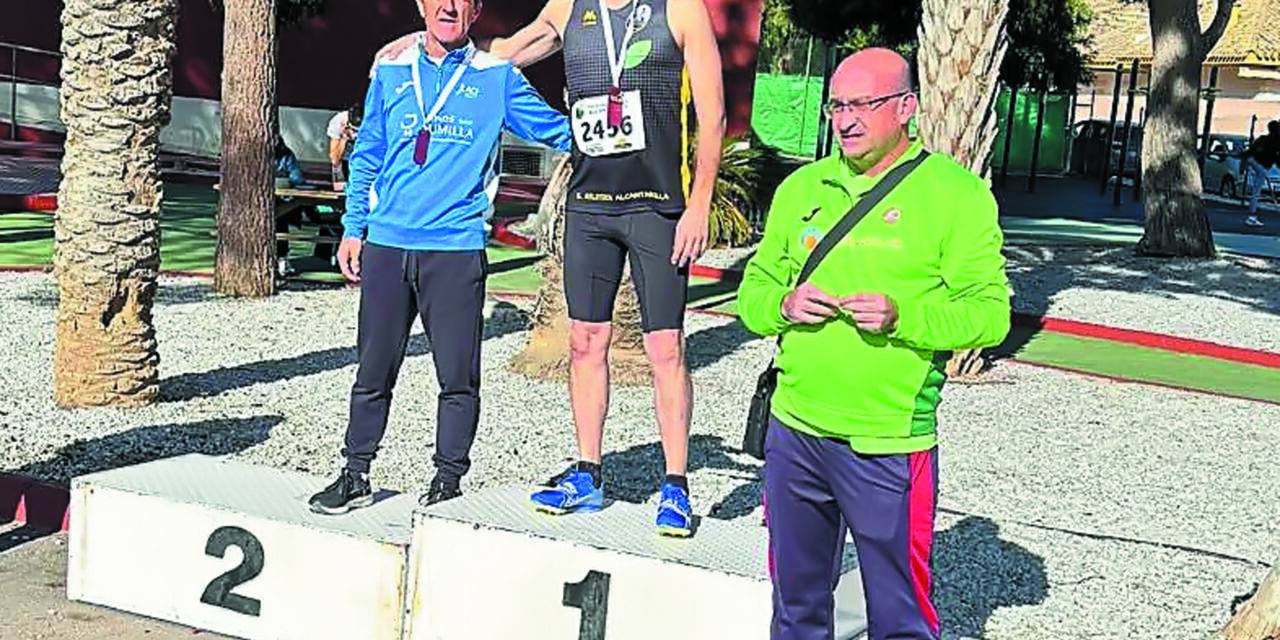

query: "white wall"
xmin=3 ymin=80 xmax=354 ymax=165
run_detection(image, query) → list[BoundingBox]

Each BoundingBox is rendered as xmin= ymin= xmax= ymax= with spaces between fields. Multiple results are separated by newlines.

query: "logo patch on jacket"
xmin=582 ymin=9 xmax=599 ymax=26
xmin=799 ymin=226 xmax=822 ymax=251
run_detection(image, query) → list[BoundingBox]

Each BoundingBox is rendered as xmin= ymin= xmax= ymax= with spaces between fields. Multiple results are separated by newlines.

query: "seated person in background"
xmin=274 ymin=134 xmax=320 ymax=276
xmin=328 ymin=100 xmax=365 ymax=190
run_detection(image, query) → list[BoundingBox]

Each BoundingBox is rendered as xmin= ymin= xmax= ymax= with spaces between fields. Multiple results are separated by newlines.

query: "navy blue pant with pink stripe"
xmin=764 ymin=416 xmax=939 ymax=640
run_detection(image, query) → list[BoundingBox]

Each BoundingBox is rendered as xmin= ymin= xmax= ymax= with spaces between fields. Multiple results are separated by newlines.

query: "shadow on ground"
xmin=598 ymin=434 xmax=762 ymax=520
xmin=11 ymin=415 xmax=282 ymax=486
xmin=933 ymin=516 xmax=1049 ymax=638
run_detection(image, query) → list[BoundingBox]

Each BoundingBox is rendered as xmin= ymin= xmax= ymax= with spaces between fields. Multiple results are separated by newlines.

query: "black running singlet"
xmin=562 ymin=0 xmax=688 ymax=215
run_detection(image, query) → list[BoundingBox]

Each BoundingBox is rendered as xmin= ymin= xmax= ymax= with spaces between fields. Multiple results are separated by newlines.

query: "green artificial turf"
xmin=4 ymin=184 xmax=1278 ymax=404
xmin=994 ymin=326 xmax=1280 ymax=404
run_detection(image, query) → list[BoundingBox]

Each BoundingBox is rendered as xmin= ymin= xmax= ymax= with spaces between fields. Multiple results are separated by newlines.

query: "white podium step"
xmin=404 ymin=486 xmax=867 ymax=640
xmin=67 ymin=454 xmax=417 ymax=640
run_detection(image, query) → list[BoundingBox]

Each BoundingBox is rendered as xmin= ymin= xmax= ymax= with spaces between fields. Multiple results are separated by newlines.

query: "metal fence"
xmin=0 ymin=40 xmax=61 ymax=140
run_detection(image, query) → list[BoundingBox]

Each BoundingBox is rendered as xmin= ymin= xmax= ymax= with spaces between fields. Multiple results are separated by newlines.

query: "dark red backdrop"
xmin=2 ymin=0 xmax=761 ymax=136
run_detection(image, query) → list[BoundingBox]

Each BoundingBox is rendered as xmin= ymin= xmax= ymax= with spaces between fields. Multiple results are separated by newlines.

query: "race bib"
xmin=571 ymin=91 xmax=647 ymax=157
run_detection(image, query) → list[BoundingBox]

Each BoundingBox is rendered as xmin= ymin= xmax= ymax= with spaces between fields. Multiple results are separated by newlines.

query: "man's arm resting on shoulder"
xmin=737 ymin=187 xmax=796 ymax=337
xmin=504 ymin=66 xmax=574 ymax=152
xmin=489 ymin=0 xmax=571 ymax=67
xmin=890 ymin=186 xmax=1012 ymax=351
xmin=372 ymin=0 xmax=571 ymax=69
xmin=342 ymin=73 xmax=387 ymax=239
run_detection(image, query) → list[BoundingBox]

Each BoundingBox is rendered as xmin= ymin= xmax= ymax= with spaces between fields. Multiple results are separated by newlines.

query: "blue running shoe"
xmin=530 ymin=466 xmax=604 ymax=515
xmin=655 ymin=482 xmax=692 ymax=538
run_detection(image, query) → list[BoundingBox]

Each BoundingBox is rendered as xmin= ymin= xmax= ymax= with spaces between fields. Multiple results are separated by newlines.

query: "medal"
xmin=608 ymin=87 xmax=624 ymax=129
xmin=600 ymin=0 xmax=640 ymax=130
xmin=414 ymin=128 xmax=430 ymax=165
xmin=410 ymin=38 xmax=473 ymax=168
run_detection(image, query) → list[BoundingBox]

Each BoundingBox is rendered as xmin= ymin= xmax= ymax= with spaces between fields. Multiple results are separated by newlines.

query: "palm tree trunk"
xmin=510 ymin=154 xmax=651 ymax=385
xmin=1215 ymin=561 xmax=1280 ymax=639
xmin=213 ymin=0 xmax=278 ymax=297
xmin=54 ymin=0 xmax=175 ymax=408
xmin=1135 ymin=0 xmax=1232 ymax=259
xmin=916 ymin=0 xmax=1010 ymax=379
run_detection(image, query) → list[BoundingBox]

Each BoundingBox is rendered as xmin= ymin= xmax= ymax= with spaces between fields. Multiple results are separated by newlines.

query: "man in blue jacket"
xmin=309 ymin=0 xmax=573 ymax=514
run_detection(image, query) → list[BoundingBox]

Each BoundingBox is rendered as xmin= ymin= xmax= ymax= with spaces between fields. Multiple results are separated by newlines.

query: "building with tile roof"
xmin=1074 ymin=0 xmax=1280 ymax=138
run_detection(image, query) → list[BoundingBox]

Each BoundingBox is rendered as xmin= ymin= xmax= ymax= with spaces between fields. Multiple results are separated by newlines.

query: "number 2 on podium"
xmin=563 ymin=570 xmax=611 ymax=640
xmin=200 ymin=526 xmax=265 ymax=617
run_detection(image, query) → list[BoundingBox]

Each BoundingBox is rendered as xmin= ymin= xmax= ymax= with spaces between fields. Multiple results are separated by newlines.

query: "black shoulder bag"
xmin=742 ymin=151 xmax=930 ymax=459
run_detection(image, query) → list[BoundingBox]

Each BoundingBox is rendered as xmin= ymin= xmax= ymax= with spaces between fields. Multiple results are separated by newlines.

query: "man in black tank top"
xmin=380 ymin=0 xmax=725 ymax=537
xmin=511 ymin=0 xmax=724 ymax=539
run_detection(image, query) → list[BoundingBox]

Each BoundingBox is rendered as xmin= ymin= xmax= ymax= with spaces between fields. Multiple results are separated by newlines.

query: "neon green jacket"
xmin=738 ymin=141 xmax=1011 ymax=454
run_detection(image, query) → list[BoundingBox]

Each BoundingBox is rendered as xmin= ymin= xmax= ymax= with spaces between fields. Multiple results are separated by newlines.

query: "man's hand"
xmin=671 ymin=203 xmax=710 ymax=267
xmin=840 ymin=294 xmax=898 ymax=333
xmin=781 ymin=283 xmax=841 ymax=324
xmin=337 ymin=237 xmax=364 ymax=283
xmin=333 ymin=181 xmax=346 ymax=191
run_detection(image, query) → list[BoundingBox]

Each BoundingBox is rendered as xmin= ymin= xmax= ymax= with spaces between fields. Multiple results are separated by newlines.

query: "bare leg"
xmin=569 ymin=320 xmax=612 ymax=464
xmin=643 ymin=329 xmax=691 ymax=476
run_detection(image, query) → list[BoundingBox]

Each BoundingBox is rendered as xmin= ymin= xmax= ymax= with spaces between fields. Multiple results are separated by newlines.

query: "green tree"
xmin=778 ymin=0 xmax=1091 ymax=91
xmin=758 ymin=0 xmax=801 ymax=73
xmin=209 ymin=0 xmax=329 ymax=297
xmin=1003 ymin=0 xmax=1093 ymax=91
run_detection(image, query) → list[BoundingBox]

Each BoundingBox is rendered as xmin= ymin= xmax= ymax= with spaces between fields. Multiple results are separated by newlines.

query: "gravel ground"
xmin=1003 ymin=244 xmax=1280 ymax=353
xmin=2 ymin=265 xmax=1277 ymax=639
xmin=711 ymin=242 xmax=1280 ymax=353
xmin=697 ymin=246 xmax=757 ymax=270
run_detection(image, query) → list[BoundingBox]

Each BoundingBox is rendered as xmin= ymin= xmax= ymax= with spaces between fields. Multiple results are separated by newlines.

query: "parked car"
xmin=1202 ymin=133 xmax=1280 ymax=200
xmin=1070 ymin=119 xmax=1142 ymax=178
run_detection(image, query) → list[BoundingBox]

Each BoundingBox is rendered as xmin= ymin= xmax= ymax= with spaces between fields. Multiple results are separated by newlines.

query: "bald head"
xmin=832 ymin=48 xmax=913 ymax=96
xmin=827 ymin=48 xmax=917 ymax=174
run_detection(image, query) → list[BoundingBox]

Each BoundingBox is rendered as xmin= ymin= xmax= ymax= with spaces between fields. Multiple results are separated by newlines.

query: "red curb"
xmin=0 ymin=193 xmax=57 ymax=212
xmin=0 ymin=473 xmax=70 ymax=531
xmin=490 ymin=219 xmax=536 ymax=251
xmin=25 ymin=193 xmax=57 ymax=212
xmin=9 ymin=247 xmax=1280 ymax=370
xmin=674 ymin=263 xmax=1280 ymax=371
xmin=690 ymin=264 xmax=743 ymax=282
xmin=1011 ymin=313 xmax=1280 ymax=369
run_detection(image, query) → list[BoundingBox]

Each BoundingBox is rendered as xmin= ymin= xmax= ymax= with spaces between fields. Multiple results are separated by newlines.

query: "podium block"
xmin=404 ymin=486 xmax=867 ymax=640
xmin=67 ymin=454 xmax=416 ymax=640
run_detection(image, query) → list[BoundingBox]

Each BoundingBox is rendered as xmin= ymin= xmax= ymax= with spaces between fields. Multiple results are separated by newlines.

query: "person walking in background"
xmin=1242 ymin=120 xmax=1279 ymax=227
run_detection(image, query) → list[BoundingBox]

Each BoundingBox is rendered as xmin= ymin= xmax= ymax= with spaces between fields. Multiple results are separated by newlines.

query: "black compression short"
xmin=563 ymin=209 xmax=689 ymax=332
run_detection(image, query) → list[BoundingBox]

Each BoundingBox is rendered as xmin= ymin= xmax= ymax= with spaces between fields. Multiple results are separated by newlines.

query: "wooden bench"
xmin=211 ymin=184 xmax=346 ymax=244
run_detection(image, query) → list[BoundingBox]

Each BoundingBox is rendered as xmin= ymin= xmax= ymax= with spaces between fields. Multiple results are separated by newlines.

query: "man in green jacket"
xmin=738 ymin=48 xmax=1011 ymax=640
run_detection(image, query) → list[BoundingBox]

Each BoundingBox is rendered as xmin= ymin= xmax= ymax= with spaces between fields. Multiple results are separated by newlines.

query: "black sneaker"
xmin=308 ymin=469 xmax=373 ymax=515
xmin=418 ymin=476 xmax=462 ymax=507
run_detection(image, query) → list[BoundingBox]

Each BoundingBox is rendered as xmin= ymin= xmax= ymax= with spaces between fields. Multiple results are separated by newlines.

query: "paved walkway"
xmin=995 ymin=175 xmax=1280 ymax=259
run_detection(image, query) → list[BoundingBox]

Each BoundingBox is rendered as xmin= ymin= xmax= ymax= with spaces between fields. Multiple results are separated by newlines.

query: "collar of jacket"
xmin=820 ymin=138 xmax=927 ymax=197
xmin=419 ymin=37 xmax=477 ymax=66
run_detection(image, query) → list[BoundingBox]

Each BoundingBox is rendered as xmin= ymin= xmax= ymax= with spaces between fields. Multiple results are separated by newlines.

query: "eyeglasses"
xmin=822 ymin=91 xmax=912 ymax=117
